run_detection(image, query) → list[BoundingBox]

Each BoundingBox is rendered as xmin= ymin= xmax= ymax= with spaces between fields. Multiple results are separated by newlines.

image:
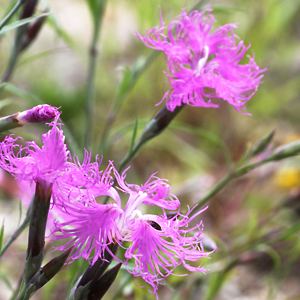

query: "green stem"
xmin=0 ymin=0 xmax=26 ymax=32
xmin=0 ymin=202 xmax=32 ymax=259
xmin=204 ymin=258 xmax=239 ymax=300
xmin=100 ymin=51 xmax=159 ymax=150
xmin=84 ymin=0 xmax=107 ymax=149
xmin=197 ymin=159 xmax=271 ymax=208
xmin=118 ymin=139 xmax=144 ymax=174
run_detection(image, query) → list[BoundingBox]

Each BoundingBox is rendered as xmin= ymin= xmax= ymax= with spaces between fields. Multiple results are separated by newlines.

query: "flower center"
xmin=195 ymin=46 xmax=209 ymax=75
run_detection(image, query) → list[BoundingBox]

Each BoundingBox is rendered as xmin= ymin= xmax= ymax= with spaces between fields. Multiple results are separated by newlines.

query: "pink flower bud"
xmin=17 ymin=104 xmax=60 ymax=124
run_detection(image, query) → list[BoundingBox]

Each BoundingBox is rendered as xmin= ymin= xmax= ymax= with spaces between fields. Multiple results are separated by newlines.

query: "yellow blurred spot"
xmin=274 ymin=167 xmax=300 ymax=189
xmin=283 ymin=134 xmax=300 ymax=144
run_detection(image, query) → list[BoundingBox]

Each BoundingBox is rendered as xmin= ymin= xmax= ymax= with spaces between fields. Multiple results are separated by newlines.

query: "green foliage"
xmin=0 ymin=12 xmax=50 ymax=35
xmin=1 ymin=0 xmax=300 ymax=300
xmin=0 ymin=220 xmax=4 ymax=252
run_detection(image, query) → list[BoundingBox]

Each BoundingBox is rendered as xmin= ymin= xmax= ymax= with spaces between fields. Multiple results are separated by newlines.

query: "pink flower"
xmin=113 ymin=167 xmax=211 ymax=298
xmin=122 ymin=212 xmax=209 ymax=299
xmin=114 ymin=167 xmax=180 ymax=215
xmin=0 ymin=117 xmax=70 ymax=184
xmin=0 ymin=116 xmax=108 ymax=226
xmin=137 ymin=8 xmax=266 ymax=113
xmin=51 ymin=165 xmax=212 ymax=298
xmin=52 ymin=200 xmax=124 ymax=265
xmin=17 ymin=104 xmax=60 ymax=125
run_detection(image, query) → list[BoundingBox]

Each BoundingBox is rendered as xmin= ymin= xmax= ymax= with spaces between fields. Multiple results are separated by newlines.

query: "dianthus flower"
xmin=51 ymin=165 xmax=212 ymax=299
xmin=0 ymin=116 xmax=69 ymax=187
xmin=113 ymin=168 xmax=211 ymax=298
xmin=16 ymin=104 xmax=60 ymax=125
xmin=137 ymin=8 xmax=266 ymax=113
xmin=51 ymin=162 xmax=124 ymax=264
xmin=0 ymin=115 xmax=108 ymax=231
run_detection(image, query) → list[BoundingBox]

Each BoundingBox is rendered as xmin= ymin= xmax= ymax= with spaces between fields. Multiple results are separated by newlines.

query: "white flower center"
xmin=195 ymin=46 xmax=209 ymax=75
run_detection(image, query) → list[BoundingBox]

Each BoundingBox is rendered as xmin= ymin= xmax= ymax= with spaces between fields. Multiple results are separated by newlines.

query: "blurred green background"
xmin=1 ymin=0 xmax=300 ymax=299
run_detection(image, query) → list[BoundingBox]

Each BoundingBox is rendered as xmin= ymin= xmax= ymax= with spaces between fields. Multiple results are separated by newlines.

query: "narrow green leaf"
xmin=0 ymin=268 xmax=13 ymax=291
xmin=0 ymin=12 xmax=50 ymax=35
xmin=129 ymin=118 xmax=139 ymax=153
xmin=18 ymin=200 xmax=22 ymax=227
xmin=46 ymin=14 xmax=75 ymax=48
xmin=4 ymin=83 xmax=41 ymax=105
xmin=0 ymin=221 xmax=4 ymax=251
xmin=19 ymin=48 xmax=64 ymax=68
xmin=170 ymin=121 xmax=233 ymax=167
xmin=86 ymin=0 xmax=99 ymax=21
xmin=0 ymin=99 xmax=13 ymax=111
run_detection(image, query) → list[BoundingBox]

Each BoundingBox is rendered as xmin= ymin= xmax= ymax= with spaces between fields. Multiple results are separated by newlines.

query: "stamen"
xmin=195 ymin=46 xmax=209 ymax=75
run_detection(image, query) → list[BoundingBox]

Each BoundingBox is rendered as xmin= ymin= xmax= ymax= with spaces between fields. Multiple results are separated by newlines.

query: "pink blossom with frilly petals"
xmin=52 ymin=199 xmax=123 ymax=265
xmin=113 ymin=165 xmax=180 ymax=217
xmin=0 ymin=116 xmax=114 ymax=211
xmin=136 ymin=9 xmax=266 ymax=113
xmin=122 ymin=211 xmax=210 ymax=299
xmin=112 ymin=166 xmax=211 ymax=298
xmin=0 ymin=117 xmax=70 ymax=184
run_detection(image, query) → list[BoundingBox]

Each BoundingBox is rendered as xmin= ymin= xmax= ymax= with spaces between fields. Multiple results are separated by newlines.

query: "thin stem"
xmin=118 ymin=139 xmax=144 ymax=174
xmin=0 ymin=202 xmax=32 ymax=259
xmin=84 ymin=43 xmax=98 ymax=148
xmin=0 ymin=0 xmax=26 ymax=32
xmin=84 ymin=0 xmax=107 ymax=149
xmin=10 ymin=273 xmax=24 ymax=300
xmin=100 ymin=51 xmax=159 ymax=150
xmin=197 ymin=159 xmax=271 ymax=208
xmin=204 ymin=257 xmax=239 ymax=300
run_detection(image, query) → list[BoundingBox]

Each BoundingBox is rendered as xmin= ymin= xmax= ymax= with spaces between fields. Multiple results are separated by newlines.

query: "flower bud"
xmin=20 ymin=0 xmax=38 ymax=20
xmin=269 ymin=139 xmax=300 ymax=161
xmin=17 ymin=104 xmax=60 ymax=125
xmin=139 ymin=104 xmax=184 ymax=143
xmin=87 ymin=263 xmax=122 ymax=300
xmin=21 ymin=12 xmax=47 ymax=51
xmin=249 ymin=130 xmax=275 ymax=157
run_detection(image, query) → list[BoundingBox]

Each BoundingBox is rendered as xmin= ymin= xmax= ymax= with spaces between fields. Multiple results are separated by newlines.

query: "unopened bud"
xmin=249 ymin=130 xmax=275 ymax=157
xmin=17 ymin=104 xmax=60 ymax=125
xmin=0 ymin=104 xmax=59 ymax=133
xmin=72 ymin=244 xmax=118 ymax=300
xmin=201 ymin=234 xmax=217 ymax=252
xmin=21 ymin=12 xmax=47 ymax=51
xmin=31 ymin=247 xmax=73 ymax=290
xmin=269 ymin=139 xmax=300 ymax=161
xmin=139 ymin=104 xmax=185 ymax=143
xmin=20 ymin=0 xmax=38 ymax=20
xmin=87 ymin=263 xmax=122 ymax=300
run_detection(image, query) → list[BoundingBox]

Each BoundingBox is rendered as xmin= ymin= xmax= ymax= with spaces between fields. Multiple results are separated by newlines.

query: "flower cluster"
xmin=52 ymin=166 xmax=211 ymax=297
xmin=0 ymin=114 xmax=212 ymax=298
xmin=137 ymin=9 xmax=266 ymax=113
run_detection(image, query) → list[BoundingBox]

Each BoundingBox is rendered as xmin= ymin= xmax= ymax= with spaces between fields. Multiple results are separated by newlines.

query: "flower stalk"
xmin=0 ymin=0 xmax=44 ymax=94
xmin=197 ymin=137 xmax=300 ymax=208
xmin=24 ymin=179 xmax=52 ymax=283
xmin=0 ymin=199 xmax=32 ymax=259
xmin=118 ymin=104 xmax=185 ymax=173
xmin=84 ymin=0 xmax=107 ymax=149
xmin=0 ymin=0 xmax=28 ymax=32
